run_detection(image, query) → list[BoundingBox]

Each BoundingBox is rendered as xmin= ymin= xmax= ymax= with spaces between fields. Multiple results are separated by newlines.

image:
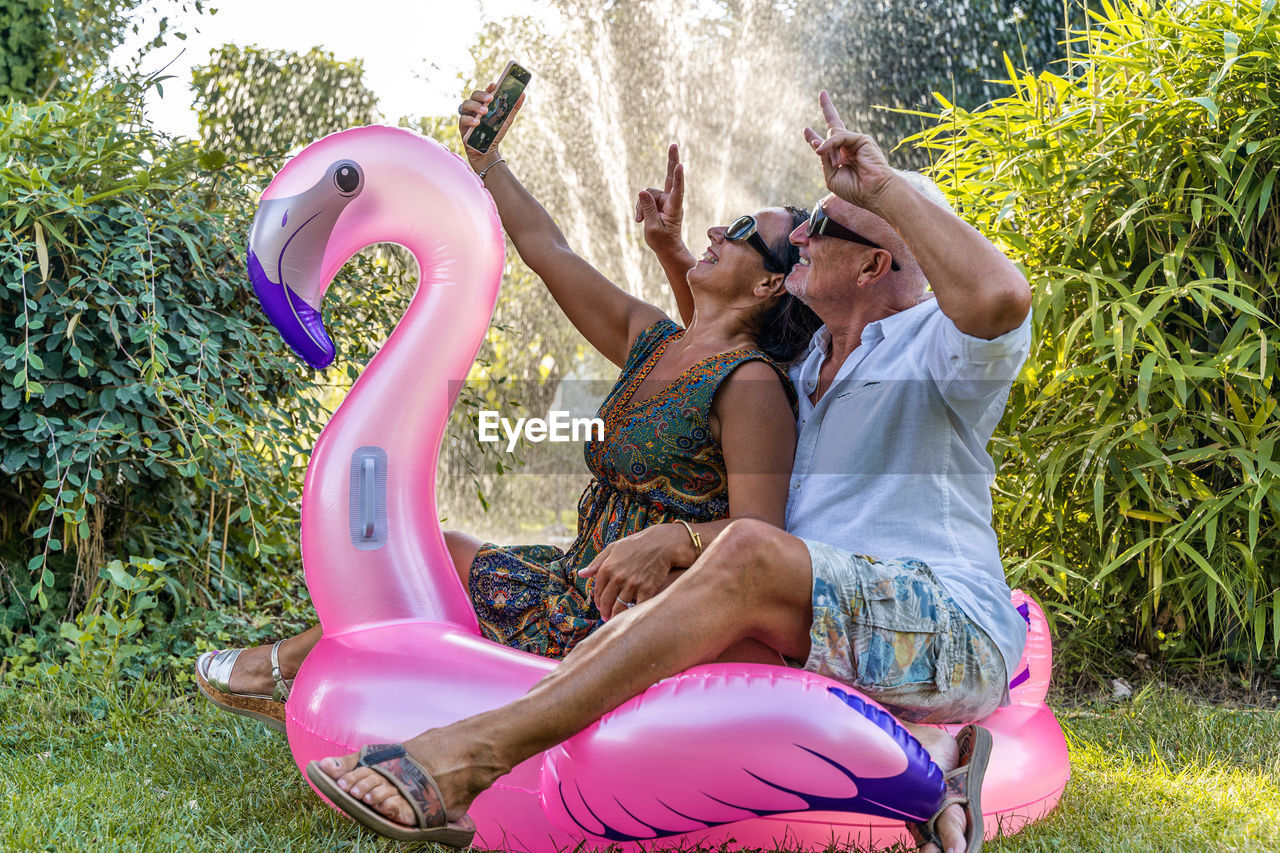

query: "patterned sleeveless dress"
xmin=468 ymin=319 xmax=796 ymax=659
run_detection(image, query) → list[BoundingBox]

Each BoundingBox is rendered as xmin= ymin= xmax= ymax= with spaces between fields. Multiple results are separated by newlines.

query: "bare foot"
xmin=903 ymin=724 xmax=969 ymax=853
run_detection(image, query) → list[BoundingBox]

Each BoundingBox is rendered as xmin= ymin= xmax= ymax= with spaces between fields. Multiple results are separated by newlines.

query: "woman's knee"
xmin=444 ymin=529 xmax=484 ymax=585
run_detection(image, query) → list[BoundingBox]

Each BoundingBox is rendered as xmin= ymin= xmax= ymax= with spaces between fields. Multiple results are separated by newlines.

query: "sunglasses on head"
xmin=808 ymin=203 xmax=900 ymax=271
xmin=725 ymin=214 xmax=787 ymax=274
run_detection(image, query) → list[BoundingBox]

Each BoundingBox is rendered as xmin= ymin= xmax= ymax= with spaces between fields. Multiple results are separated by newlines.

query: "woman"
xmin=195 ymin=82 xmax=820 ymax=728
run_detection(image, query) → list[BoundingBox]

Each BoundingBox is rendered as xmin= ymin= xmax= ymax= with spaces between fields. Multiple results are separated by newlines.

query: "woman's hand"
xmin=635 ymin=143 xmax=686 ymax=257
xmin=637 ymin=143 xmax=697 ymax=325
xmin=579 ymin=524 xmax=687 ymax=620
xmin=457 ymin=82 xmax=526 ymax=170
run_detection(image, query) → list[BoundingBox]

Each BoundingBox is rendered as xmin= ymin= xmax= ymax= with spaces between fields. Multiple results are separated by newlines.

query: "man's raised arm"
xmin=806 ymin=91 xmax=1030 ymax=339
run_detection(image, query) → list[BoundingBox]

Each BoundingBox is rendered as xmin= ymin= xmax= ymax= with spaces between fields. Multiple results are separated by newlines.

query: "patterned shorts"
xmin=799 ymin=538 xmax=1008 ymax=724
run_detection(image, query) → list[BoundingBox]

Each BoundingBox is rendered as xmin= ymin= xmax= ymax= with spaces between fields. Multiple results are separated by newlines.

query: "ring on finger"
xmin=617 ymin=597 xmax=635 ymax=608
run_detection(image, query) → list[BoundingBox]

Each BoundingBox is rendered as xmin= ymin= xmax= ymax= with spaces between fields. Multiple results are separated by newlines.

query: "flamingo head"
xmin=247 ymin=125 xmax=504 ymax=372
xmin=247 ymin=156 xmax=366 ymax=368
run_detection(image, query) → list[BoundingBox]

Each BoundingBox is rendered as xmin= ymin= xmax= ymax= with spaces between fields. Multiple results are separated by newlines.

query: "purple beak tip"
xmin=248 ymin=248 xmax=336 ymax=369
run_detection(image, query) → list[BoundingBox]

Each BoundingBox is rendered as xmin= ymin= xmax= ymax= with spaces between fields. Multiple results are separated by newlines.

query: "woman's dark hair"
xmin=755 ymin=205 xmax=823 ymax=364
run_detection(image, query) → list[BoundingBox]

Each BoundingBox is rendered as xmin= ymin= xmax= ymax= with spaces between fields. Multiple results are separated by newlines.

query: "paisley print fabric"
xmin=468 ymin=319 xmax=795 ymax=659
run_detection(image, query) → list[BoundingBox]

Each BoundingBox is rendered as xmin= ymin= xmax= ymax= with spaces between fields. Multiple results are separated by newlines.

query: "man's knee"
xmin=695 ymin=519 xmax=807 ymax=599
xmin=688 ymin=520 xmax=814 ymax=660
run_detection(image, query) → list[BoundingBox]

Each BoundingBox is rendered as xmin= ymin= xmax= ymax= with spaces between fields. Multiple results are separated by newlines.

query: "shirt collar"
xmin=868 ymin=297 xmax=936 ymax=341
xmin=804 ymin=297 xmax=935 ymax=358
xmin=802 ymin=326 xmax=831 ymax=359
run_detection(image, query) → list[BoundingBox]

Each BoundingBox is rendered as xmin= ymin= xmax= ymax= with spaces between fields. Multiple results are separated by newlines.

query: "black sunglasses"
xmin=725 ymin=214 xmax=787 ymax=274
xmin=808 ymin=203 xmax=900 ymax=271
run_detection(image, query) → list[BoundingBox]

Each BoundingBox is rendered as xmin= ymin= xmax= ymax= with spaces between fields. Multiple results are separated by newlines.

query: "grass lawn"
xmin=0 ymin=681 xmax=1273 ymax=852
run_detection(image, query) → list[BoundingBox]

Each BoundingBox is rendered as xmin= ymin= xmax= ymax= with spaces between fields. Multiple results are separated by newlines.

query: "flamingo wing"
xmin=540 ymin=665 xmax=944 ymax=842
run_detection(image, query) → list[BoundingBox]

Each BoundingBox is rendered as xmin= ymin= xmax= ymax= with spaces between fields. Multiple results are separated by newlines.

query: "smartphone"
xmin=465 ymin=61 xmax=532 ymax=154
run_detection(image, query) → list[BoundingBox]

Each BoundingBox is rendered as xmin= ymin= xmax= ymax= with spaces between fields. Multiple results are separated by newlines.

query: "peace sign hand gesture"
xmin=803 ymin=91 xmax=897 ymax=213
xmin=635 ymin=143 xmax=686 ymax=256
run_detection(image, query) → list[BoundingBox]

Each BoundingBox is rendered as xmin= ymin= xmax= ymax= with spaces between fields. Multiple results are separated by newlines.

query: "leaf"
xmin=1274 ymin=597 xmax=1280 ymax=656
xmin=1137 ymin=352 xmax=1157 ymax=412
xmin=1172 ymin=541 xmax=1229 ymax=599
xmin=34 ymin=221 xmax=49 ymax=283
xmin=105 ymin=563 xmax=141 ymax=592
xmin=1259 ymin=169 xmax=1276 ymax=225
xmin=1187 ymin=97 xmax=1218 ymax=122
xmin=1168 ymin=360 xmax=1187 ymax=404
xmin=175 ymin=229 xmax=206 ymax=273
xmin=1119 ymin=508 xmax=1173 ymax=523
xmin=197 ymin=150 xmax=228 ymax=170
xmin=1094 ymin=537 xmax=1161 ymax=585
xmin=1224 ymin=31 xmax=1240 ymax=62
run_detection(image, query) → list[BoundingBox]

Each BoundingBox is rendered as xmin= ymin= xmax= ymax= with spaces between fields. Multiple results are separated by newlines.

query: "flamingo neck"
xmin=301 ymin=150 xmax=504 ymax=635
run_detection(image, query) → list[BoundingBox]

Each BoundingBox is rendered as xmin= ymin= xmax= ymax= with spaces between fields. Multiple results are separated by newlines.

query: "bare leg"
xmin=319 ymin=521 xmax=968 ymax=853
xmin=661 ymin=568 xmax=784 ymax=666
xmin=318 ymin=519 xmax=815 ymax=825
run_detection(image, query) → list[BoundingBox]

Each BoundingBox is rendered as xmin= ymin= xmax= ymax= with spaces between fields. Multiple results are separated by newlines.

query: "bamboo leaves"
xmin=908 ymin=0 xmax=1280 ymax=664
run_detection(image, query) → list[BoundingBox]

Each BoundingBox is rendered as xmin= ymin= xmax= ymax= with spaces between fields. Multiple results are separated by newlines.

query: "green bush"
xmin=909 ymin=0 xmax=1280 ymax=668
xmin=0 ymin=81 xmax=331 ymax=627
xmin=0 ymin=0 xmax=202 ymax=101
xmin=191 ymin=45 xmax=379 ymax=160
xmin=0 ymin=76 xmax=529 ymax=656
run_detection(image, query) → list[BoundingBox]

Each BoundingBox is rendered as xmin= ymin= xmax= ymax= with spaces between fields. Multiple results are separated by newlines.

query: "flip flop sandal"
xmin=306 ymin=743 xmax=477 ymax=846
xmin=194 ymin=640 xmax=293 ymax=733
xmin=907 ymin=723 xmax=993 ymax=853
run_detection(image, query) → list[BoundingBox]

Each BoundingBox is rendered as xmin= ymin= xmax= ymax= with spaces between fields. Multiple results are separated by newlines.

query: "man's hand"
xmin=635 ymin=143 xmax=687 ymax=257
xmin=803 ymin=91 xmax=897 ymax=213
xmin=579 ymin=524 xmax=685 ymax=620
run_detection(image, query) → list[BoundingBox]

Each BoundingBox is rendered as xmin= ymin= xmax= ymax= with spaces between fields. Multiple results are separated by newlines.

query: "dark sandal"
xmin=907 ymin=724 xmax=992 ymax=852
xmin=194 ymin=640 xmax=293 ymax=733
xmin=306 ymin=743 xmax=477 ymax=846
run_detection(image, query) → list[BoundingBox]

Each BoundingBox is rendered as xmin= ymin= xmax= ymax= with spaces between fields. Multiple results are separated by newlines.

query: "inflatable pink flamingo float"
xmin=246 ymin=125 xmax=1069 ymax=851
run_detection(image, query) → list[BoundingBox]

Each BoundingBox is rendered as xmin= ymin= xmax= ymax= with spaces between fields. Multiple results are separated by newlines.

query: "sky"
xmin=111 ymin=0 xmax=548 ymax=138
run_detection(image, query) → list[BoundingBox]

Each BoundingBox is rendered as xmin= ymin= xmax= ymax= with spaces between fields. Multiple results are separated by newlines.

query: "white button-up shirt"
xmin=785 ymin=297 xmax=1032 ymax=684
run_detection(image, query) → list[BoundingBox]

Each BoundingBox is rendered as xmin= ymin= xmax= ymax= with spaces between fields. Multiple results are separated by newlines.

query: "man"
xmin=312 ymin=92 xmax=1032 ymax=853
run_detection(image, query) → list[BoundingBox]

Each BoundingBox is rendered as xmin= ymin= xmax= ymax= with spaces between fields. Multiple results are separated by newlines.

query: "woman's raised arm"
xmin=460 ymin=85 xmax=665 ymax=367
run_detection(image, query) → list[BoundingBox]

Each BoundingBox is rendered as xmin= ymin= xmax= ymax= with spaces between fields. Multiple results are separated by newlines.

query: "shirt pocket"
xmin=831 ymin=380 xmax=883 ymax=403
xmin=852 ymin=560 xmax=955 ymax=694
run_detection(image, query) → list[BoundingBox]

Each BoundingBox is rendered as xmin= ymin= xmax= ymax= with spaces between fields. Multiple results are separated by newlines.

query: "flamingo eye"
xmin=334 ymin=163 xmax=361 ymax=195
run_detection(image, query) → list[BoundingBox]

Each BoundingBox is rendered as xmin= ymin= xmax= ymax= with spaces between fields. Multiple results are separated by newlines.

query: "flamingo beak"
xmin=247 ymin=160 xmax=364 ymax=369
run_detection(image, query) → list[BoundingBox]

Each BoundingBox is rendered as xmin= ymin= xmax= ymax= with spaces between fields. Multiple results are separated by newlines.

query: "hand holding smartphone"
xmin=464 ymin=61 xmax=532 ymax=155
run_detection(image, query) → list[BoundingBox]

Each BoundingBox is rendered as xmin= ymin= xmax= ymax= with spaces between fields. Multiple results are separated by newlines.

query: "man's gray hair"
xmin=893 ymin=169 xmax=953 ymax=212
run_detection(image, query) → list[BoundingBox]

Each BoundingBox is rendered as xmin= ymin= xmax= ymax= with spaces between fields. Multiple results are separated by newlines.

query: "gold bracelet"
xmin=675 ymin=519 xmax=702 ymax=558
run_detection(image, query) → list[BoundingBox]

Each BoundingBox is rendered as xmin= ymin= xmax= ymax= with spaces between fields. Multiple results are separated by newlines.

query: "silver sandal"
xmin=194 ymin=639 xmax=293 ymax=733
